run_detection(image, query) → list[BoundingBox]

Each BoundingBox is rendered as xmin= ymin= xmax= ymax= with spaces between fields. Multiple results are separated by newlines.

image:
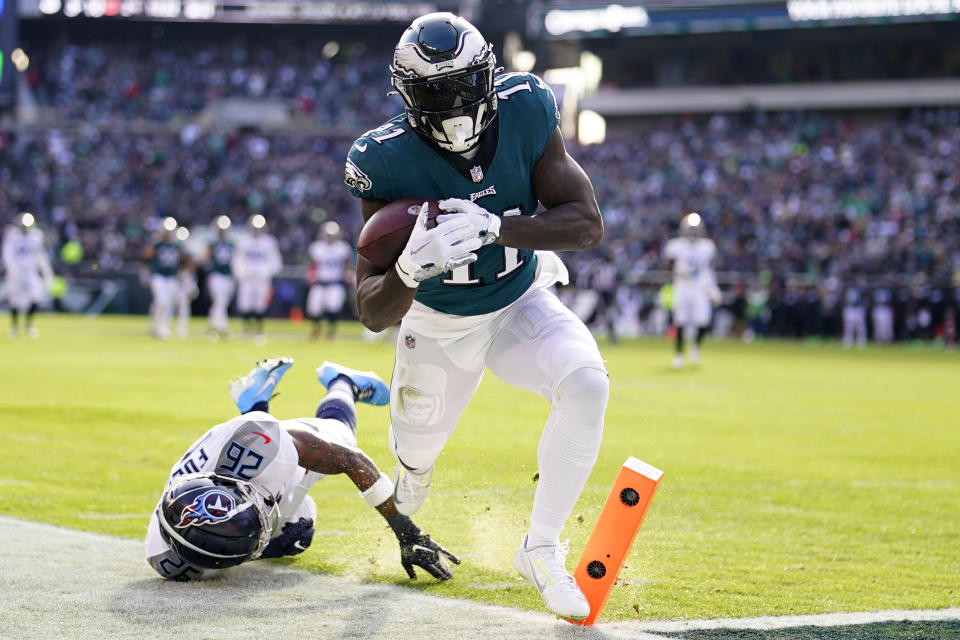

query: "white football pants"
xmin=843 ymin=306 xmax=867 ymax=348
xmin=390 ymin=286 xmax=608 ymax=546
xmin=208 ymin=272 xmax=235 ymax=332
xmin=150 ymin=274 xmax=177 ymax=336
xmin=872 ymin=305 xmax=894 ymax=343
xmin=306 ymin=283 xmax=346 ymax=318
xmin=236 ymin=277 xmax=272 ymax=314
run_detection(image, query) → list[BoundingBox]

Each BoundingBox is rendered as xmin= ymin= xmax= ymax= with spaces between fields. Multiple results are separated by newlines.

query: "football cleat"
xmin=392 ymin=463 xmax=432 ymax=516
xmin=230 ymin=357 xmax=294 ymax=413
xmin=689 ymin=345 xmax=701 ymax=366
xmin=316 ymin=361 xmax=389 ymax=406
xmin=513 ymin=535 xmax=590 ymax=620
xmin=671 ymin=354 xmax=684 ymax=370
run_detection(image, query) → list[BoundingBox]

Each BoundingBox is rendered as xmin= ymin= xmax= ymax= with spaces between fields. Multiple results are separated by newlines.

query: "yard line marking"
xmin=628 ymin=607 xmax=960 ymax=633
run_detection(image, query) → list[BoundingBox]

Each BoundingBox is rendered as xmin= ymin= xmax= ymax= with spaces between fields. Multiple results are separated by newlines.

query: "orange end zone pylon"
xmin=569 ymin=456 xmax=663 ymax=626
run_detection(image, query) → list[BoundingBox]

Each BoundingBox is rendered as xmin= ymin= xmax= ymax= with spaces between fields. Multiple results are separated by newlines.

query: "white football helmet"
xmin=390 ymin=12 xmax=498 ymax=153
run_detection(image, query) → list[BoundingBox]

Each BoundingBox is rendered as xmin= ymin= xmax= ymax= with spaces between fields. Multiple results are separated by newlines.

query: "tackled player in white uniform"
xmin=146 ymin=358 xmax=458 ymax=582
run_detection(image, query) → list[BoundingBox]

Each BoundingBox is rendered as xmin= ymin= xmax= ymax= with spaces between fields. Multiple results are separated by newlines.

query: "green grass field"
xmin=1 ymin=314 xmax=958 ymax=624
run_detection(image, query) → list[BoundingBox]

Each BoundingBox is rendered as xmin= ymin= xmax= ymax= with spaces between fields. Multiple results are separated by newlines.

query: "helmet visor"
xmin=405 ymin=67 xmax=490 ymax=112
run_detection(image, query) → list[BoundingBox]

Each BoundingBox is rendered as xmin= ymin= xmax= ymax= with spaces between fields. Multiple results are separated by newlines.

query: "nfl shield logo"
xmin=404 ymin=334 xmax=416 ymax=349
xmin=470 ymin=166 xmax=484 ymax=183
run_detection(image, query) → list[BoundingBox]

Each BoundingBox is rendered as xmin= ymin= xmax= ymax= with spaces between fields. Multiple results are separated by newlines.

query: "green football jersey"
xmin=345 ymin=72 xmax=561 ymax=316
xmin=209 ymin=240 xmax=234 ymax=275
xmin=151 ymin=241 xmax=181 ymax=277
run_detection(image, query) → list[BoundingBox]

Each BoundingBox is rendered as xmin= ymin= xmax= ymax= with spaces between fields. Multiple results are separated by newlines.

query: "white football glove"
xmin=437 ymin=198 xmax=501 ymax=247
xmin=395 ymin=202 xmax=483 ymax=288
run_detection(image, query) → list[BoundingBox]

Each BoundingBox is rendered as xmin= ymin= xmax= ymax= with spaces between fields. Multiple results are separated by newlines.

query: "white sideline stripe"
xmin=0 ymin=516 xmax=671 ymax=640
xmin=628 ymin=607 xmax=960 ymax=633
xmin=3 ymin=516 xmax=958 ymax=640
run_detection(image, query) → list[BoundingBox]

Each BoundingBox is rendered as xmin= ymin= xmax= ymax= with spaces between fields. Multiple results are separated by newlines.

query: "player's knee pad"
xmin=554 ymin=366 xmax=609 ymax=423
xmin=259 ymin=517 xmax=315 ymax=559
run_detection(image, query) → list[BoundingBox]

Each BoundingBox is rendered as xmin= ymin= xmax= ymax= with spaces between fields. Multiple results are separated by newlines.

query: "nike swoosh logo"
xmin=252 ymin=431 xmax=271 ymax=444
xmin=253 ymin=376 xmax=277 ymax=398
xmin=293 ymin=541 xmax=307 ymax=551
xmin=355 ymin=143 xmax=367 ymax=152
xmin=411 ymin=545 xmax=433 ymax=554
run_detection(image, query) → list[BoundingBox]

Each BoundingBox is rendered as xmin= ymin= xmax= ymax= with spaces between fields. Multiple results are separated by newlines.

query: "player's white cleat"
xmin=513 ymin=535 xmax=590 ymax=620
xmin=316 ymin=361 xmax=389 ymax=406
xmin=230 ymin=356 xmax=294 ymax=413
xmin=671 ymin=354 xmax=684 ymax=370
xmin=688 ymin=345 xmax=700 ymax=365
xmin=392 ymin=463 xmax=432 ymax=516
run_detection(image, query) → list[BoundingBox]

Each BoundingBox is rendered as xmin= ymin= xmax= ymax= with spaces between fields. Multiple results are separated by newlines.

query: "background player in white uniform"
xmin=663 ymin=212 xmax=721 ymax=368
xmin=2 ymin=213 xmax=53 ymax=339
xmin=871 ymin=288 xmax=894 ymax=343
xmin=146 ymin=357 xmax=458 ymax=582
xmin=347 ymin=14 xmax=608 ymax=620
xmin=232 ymin=214 xmax=281 ymax=344
xmin=206 ymin=216 xmax=236 ymax=338
xmin=306 ymin=221 xmax=354 ymax=341
xmin=842 ymin=282 xmax=868 ymax=348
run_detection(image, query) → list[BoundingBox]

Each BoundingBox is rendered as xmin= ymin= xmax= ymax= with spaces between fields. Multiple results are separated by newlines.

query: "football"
xmin=357 ymin=198 xmax=442 ymax=270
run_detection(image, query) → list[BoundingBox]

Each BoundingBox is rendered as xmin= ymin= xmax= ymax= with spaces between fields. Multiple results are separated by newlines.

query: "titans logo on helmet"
xmin=176 ymin=489 xmax=238 ymax=528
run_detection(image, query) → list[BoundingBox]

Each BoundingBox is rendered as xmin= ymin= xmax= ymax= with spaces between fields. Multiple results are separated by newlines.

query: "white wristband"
xmin=360 ymin=472 xmax=395 ymax=507
xmin=394 ymin=259 xmax=420 ymax=289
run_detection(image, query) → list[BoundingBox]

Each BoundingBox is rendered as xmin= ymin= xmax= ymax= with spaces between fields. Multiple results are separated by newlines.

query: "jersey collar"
xmin=415 ymin=116 xmax=500 ymax=184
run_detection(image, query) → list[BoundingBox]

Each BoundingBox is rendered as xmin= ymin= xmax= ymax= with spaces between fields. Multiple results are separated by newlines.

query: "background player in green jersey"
xmin=206 ymin=216 xmax=236 ymax=338
xmin=345 ymin=13 xmax=608 ymax=620
xmin=144 ymin=218 xmax=183 ymax=340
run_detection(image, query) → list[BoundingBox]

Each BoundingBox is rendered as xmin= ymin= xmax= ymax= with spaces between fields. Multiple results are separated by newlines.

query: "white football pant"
xmin=390 ymin=286 xmax=608 ymax=547
xmin=150 ymin=274 xmax=177 ymax=337
xmin=672 ymin=286 xmax=712 ymax=328
xmin=872 ymin=306 xmax=894 ymax=343
xmin=843 ymin=306 xmax=867 ymax=348
xmin=207 ymin=272 xmax=235 ymax=332
xmin=4 ymin=270 xmax=47 ymax=311
xmin=236 ymin=277 xmax=272 ymax=314
xmin=306 ymin=283 xmax=346 ymax=318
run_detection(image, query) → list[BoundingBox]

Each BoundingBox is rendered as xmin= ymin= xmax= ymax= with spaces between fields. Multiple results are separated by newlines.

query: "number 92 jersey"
xmin=345 ymin=72 xmax=561 ymax=316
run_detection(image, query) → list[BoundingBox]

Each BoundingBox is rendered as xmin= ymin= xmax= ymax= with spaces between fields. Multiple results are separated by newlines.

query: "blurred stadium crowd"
xmin=2 ymin=36 xmax=959 ymax=342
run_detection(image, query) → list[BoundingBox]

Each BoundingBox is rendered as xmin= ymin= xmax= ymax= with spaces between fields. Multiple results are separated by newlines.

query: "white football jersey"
xmin=308 ymin=239 xmax=352 ymax=283
xmin=664 ymin=237 xmax=717 ymax=291
xmin=232 ymin=234 xmax=282 ymax=280
xmin=2 ymin=226 xmax=47 ymax=273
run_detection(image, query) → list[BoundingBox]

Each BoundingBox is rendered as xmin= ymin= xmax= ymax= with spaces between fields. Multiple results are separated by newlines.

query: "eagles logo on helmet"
xmin=158 ymin=473 xmax=278 ymax=569
xmin=390 ymin=12 xmax=498 ymax=154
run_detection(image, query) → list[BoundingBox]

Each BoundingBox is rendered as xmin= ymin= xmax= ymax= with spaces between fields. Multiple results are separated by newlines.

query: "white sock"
xmin=527 ymin=367 xmax=608 ymax=549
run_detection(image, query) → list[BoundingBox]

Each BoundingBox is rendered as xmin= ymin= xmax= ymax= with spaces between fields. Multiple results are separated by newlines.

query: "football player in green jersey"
xmin=144 ymin=218 xmax=183 ymax=340
xmin=206 ymin=216 xmax=236 ymax=338
xmin=345 ymin=13 xmax=608 ymax=620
